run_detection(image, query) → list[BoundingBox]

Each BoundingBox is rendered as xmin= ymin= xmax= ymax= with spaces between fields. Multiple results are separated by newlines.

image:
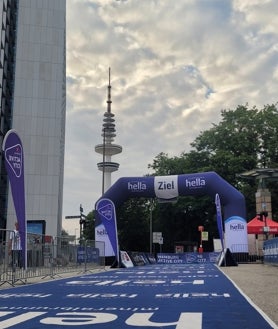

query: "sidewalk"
xmin=0 ymin=267 xmax=110 ymax=289
xmin=221 ymin=263 xmax=278 ymax=326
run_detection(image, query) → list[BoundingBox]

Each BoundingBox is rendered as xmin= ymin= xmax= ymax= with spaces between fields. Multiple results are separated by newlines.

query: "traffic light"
xmin=79 ymin=218 xmax=86 ymax=226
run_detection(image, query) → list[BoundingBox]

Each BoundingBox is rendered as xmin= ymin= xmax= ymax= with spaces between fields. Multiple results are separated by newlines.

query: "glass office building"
xmin=0 ymin=0 xmax=66 ymax=238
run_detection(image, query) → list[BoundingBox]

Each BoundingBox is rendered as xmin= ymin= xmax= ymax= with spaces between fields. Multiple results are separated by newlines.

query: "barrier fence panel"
xmin=0 ymin=229 xmax=105 ymax=286
xmin=0 ymin=229 xmax=26 ymax=286
xmin=77 ymin=239 xmax=105 ymax=273
xmin=230 ymin=243 xmax=263 ymax=263
xmin=263 ymin=237 xmax=278 ymax=265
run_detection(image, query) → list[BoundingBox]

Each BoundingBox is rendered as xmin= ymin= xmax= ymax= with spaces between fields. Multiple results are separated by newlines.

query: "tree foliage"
xmin=191 ymin=104 xmax=278 ymax=177
xmin=117 ymin=198 xmax=150 ymax=251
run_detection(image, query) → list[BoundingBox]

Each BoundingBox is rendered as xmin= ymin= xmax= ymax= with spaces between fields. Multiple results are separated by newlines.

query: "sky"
xmin=62 ymin=0 xmax=278 ymax=236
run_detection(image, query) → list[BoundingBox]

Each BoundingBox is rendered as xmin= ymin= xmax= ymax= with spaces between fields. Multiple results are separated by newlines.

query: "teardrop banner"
xmin=95 ymin=198 xmax=119 ymax=263
xmin=2 ymin=129 xmax=27 ymax=269
xmin=215 ymin=193 xmax=224 ymax=251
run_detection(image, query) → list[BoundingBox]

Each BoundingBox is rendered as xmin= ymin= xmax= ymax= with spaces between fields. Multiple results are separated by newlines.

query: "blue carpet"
xmin=0 ymin=264 xmax=276 ymax=328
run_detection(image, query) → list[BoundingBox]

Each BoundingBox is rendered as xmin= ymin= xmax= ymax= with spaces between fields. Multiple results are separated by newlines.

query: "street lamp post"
xmin=102 ymin=128 xmax=106 ymax=195
xmin=150 ymin=206 xmax=153 ymax=254
xmin=79 ymin=204 xmax=83 ymax=240
xmin=198 ymin=226 xmax=204 ymax=253
xmin=260 ymin=210 xmax=269 ymax=240
xmin=148 ymin=199 xmax=155 ymax=254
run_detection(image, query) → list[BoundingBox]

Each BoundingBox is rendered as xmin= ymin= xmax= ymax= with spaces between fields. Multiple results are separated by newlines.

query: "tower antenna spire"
xmin=95 ymin=68 xmax=122 ymax=195
xmin=107 ymin=67 xmax=112 ymax=113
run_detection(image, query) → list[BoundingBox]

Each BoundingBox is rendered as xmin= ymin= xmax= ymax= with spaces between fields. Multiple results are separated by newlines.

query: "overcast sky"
xmin=63 ymin=0 xmax=278 ymax=235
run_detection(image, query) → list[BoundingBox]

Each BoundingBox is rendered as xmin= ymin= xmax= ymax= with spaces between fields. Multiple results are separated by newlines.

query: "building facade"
xmin=0 ymin=0 xmax=66 ymax=238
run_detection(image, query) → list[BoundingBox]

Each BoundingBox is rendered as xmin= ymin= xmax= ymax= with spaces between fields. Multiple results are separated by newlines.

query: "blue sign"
xmin=77 ymin=247 xmax=100 ymax=263
xmin=157 ymin=252 xmax=221 ymax=264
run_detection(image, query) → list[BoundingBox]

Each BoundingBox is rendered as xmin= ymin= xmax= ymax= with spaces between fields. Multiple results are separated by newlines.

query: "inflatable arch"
xmin=95 ymin=171 xmax=248 ymax=258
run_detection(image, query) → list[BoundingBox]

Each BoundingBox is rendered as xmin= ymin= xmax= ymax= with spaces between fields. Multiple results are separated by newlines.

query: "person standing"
xmin=8 ymin=222 xmax=23 ymax=268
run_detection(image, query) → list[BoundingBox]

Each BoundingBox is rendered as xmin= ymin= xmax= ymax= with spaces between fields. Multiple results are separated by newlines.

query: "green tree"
xmin=189 ymin=104 xmax=278 ymax=219
xmin=256 ymin=104 xmax=278 ymax=167
xmin=117 ymin=198 xmax=150 ymax=251
xmin=190 ymin=104 xmax=278 ymax=181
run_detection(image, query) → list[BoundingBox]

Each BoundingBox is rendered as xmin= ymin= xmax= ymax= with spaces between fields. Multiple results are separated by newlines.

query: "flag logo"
xmin=99 ymin=203 xmax=113 ymax=221
xmin=5 ymin=144 xmax=22 ymax=178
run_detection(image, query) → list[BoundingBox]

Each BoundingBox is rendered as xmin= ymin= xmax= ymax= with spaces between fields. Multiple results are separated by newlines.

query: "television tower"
xmin=95 ymin=68 xmax=122 ymax=194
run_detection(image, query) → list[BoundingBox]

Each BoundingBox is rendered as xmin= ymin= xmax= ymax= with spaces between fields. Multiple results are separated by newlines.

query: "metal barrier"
xmin=263 ymin=237 xmax=278 ymax=265
xmin=0 ymin=229 xmax=105 ymax=286
xmin=230 ymin=244 xmax=263 ymax=263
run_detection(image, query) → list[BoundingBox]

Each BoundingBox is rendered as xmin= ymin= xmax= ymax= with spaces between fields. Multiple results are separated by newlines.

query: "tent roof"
xmin=247 ymin=216 xmax=278 ymax=234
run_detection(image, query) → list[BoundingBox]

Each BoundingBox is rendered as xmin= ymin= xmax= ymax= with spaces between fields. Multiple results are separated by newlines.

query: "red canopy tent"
xmin=247 ymin=216 xmax=278 ymax=234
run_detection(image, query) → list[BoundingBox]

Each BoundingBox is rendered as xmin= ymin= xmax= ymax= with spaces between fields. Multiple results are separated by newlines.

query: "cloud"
xmin=63 ymin=0 xmax=277 ymax=230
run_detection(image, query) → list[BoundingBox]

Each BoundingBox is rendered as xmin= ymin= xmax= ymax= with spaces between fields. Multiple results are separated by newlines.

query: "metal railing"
xmin=229 ymin=244 xmax=263 ymax=263
xmin=0 ymin=229 xmax=105 ymax=286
